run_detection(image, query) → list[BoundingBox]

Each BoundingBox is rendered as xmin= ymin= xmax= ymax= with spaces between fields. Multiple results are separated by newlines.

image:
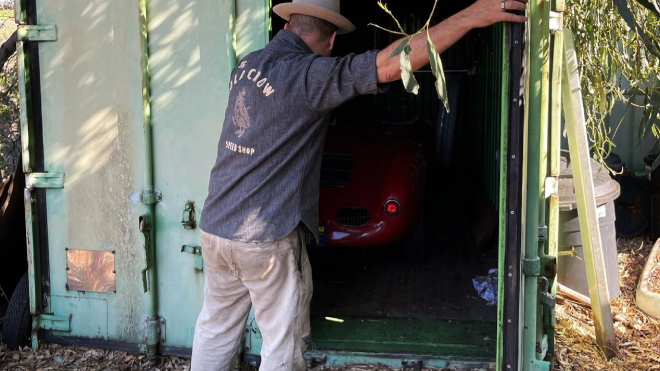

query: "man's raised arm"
xmin=376 ymin=0 xmax=528 ymax=83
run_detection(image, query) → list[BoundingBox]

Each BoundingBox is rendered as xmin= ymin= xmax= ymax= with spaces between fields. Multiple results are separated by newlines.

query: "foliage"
xmin=564 ymin=0 xmax=660 ymax=163
xmin=369 ymin=1 xmax=450 ymax=112
xmin=0 ymin=4 xmax=17 ymax=180
xmin=0 ymin=51 xmax=19 ymax=180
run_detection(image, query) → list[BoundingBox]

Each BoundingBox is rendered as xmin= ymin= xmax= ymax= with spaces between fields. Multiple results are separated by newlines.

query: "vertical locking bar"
xmin=523 ymin=0 xmax=552 ymax=369
xmin=545 ymin=0 xmax=564 ymax=363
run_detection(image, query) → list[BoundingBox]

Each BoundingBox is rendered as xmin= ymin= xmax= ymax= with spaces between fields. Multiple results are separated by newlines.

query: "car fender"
xmin=376 ymin=140 xmax=427 ymax=232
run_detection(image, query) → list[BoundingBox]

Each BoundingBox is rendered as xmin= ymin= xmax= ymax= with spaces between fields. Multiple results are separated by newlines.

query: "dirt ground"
xmin=554 ymin=237 xmax=660 ymax=370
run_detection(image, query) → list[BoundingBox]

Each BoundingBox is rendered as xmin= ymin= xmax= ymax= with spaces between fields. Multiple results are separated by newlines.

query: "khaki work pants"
xmin=191 ymin=228 xmax=313 ymax=371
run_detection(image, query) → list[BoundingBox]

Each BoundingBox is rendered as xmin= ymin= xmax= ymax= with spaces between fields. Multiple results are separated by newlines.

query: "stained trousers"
xmin=191 ymin=227 xmax=313 ymax=371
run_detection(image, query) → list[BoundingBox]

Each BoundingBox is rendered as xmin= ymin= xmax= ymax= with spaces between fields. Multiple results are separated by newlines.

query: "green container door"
xmin=21 ymin=0 xmax=271 ymax=350
xmin=147 ymin=0 xmax=269 ymax=349
xmin=24 ymin=0 xmax=152 ymax=344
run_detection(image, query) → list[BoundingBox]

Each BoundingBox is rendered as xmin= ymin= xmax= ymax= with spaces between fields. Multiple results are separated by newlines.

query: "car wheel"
xmin=405 ymin=217 xmax=426 ymax=262
xmin=1 ymin=271 xmax=32 ymax=349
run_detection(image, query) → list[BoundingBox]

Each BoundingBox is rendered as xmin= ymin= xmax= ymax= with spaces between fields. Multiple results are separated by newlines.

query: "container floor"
xmin=310 ymin=245 xmax=497 ymax=321
xmin=308 ymin=223 xmax=498 ymax=357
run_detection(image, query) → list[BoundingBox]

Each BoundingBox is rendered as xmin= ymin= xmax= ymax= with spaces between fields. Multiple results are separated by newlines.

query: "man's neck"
xmin=292 ymin=31 xmax=326 ymax=55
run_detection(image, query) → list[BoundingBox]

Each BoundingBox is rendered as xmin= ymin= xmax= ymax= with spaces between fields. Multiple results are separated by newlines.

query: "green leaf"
xmin=390 ymin=38 xmax=411 ymax=59
xmin=426 ymin=31 xmax=450 ymax=112
xmin=613 ymin=0 xmax=660 ymax=59
xmin=399 ymin=45 xmax=419 ymax=95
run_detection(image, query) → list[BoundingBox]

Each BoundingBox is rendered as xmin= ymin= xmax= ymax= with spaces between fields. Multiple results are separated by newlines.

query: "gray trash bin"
xmin=558 ymin=151 xmax=621 ymax=299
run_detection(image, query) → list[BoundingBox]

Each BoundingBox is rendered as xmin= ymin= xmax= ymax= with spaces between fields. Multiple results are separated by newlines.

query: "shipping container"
xmin=11 ymin=0 xmax=563 ymax=369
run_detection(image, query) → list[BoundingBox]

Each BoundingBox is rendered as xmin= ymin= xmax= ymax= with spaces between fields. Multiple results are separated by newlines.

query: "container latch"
xmin=181 ymin=201 xmax=196 ymax=229
xmin=522 ymin=256 xmax=541 ymax=276
xmin=181 ymin=245 xmax=204 ymax=271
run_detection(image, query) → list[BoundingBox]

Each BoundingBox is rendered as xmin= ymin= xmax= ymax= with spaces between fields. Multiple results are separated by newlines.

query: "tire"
xmin=405 ymin=217 xmax=426 ymax=262
xmin=1 ymin=271 xmax=32 ymax=348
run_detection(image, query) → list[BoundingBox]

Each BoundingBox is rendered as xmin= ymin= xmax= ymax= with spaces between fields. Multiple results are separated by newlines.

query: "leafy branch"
xmin=369 ymin=1 xmax=450 ymax=112
xmin=565 ymin=0 xmax=660 ymax=167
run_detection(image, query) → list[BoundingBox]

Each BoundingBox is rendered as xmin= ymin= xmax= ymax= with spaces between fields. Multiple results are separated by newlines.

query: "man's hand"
xmin=376 ymin=0 xmax=528 ymax=83
xmin=464 ymin=0 xmax=528 ymax=28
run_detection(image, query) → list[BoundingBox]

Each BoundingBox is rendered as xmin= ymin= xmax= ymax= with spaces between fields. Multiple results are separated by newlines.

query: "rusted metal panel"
xmin=65 ymin=249 xmax=116 ymax=293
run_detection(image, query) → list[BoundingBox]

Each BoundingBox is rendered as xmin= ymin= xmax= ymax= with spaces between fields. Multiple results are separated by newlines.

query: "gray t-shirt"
xmin=200 ymin=30 xmax=381 ymax=242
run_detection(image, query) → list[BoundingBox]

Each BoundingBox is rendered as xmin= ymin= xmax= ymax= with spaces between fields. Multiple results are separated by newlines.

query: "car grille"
xmin=336 ymin=207 xmax=371 ymax=227
xmin=320 ymin=154 xmax=353 ymax=187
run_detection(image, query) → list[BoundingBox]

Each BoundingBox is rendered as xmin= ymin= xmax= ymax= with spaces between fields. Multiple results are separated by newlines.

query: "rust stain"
xmin=66 ymin=108 xmax=140 ymax=341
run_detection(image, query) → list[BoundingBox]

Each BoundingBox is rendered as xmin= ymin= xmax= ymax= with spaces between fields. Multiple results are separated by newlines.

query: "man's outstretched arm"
xmin=376 ymin=0 xmax=528 ymax=83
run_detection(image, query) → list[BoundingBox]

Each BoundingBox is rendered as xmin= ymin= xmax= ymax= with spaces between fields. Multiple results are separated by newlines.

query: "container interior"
xmin=268 ymin=0 xmax=506 ymax=363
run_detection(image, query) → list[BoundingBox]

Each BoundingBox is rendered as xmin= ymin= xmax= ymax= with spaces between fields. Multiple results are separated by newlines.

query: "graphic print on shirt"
xmin=232 ymin=88 xmax=250 ymax=138
xmin=229 ymin=59 xmax=276 ymax=98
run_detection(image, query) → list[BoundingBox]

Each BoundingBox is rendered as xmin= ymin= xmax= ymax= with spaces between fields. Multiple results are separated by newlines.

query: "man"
xmin=193 ymin=0 xmax=527 ymax=370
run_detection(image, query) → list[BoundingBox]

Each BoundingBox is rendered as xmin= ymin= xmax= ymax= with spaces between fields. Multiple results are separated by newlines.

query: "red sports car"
xmin=313 ymin=121 xmax=430 ymax=260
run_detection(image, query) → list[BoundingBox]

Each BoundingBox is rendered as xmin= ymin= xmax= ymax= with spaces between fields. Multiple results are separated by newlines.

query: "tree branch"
xmin=0 ymin=30 xmax=17 ymax=72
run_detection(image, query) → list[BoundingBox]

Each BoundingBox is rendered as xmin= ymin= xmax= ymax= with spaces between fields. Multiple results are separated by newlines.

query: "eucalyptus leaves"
xmin=369 ymin=1 xmax=450 ymax=112
xmin=565 ymin=0 xmax=660 ymax=162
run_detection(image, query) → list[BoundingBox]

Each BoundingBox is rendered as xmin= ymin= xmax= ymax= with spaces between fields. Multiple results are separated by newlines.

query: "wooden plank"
xmin=560 ymin=29 xmax=618 ymax=359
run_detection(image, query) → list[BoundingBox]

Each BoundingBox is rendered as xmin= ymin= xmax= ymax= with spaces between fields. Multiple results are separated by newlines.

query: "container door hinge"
xmin=140 ymin=191 xmax=162 ymax=205
xmin=17 ymin=25 xmax=57 ymax=42
xmin=522 ymin=257 xmax=541 ymax=276
xmin=181 ymin=201 xmax=196 ymax=229
xmin=26 ymin=172 xmax=64 ymax=189
xmin=139 ymin=215 xmax=153 ymax=293
xmin=181 ymin=245 xmax=204 ymax=271
xmin=34 ymin=314 xmax=71 ymax=332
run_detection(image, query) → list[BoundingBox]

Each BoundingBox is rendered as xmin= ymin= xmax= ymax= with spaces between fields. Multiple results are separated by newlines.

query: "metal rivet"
xmin=508 ymin=319 xmax=512 ymax=323
xmin=511 ymin=155 xmax=516 ymax=159
xmin=513 ymin=98 xmax=518 ymax=102
xmin=515 ymin=40 xmax=519 ymax=44
xmin=509 ymin=266 xmax=514 ymax=270
xmin=510 ymin=211 xmax=515 ymax=215
xmin=507 ymin=365 xmax=512 ymax=369
xmin=508 ymin=273 xmax=513 ymax=277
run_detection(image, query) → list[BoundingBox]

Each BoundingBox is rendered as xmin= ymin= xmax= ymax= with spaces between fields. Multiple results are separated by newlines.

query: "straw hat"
xmin=273 ymin=0 xmax=356 ymax=34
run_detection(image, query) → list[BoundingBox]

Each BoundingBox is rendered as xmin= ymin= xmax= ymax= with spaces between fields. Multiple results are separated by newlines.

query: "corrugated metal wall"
xmin=443 ymin=24 xmax=504 ymax=208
